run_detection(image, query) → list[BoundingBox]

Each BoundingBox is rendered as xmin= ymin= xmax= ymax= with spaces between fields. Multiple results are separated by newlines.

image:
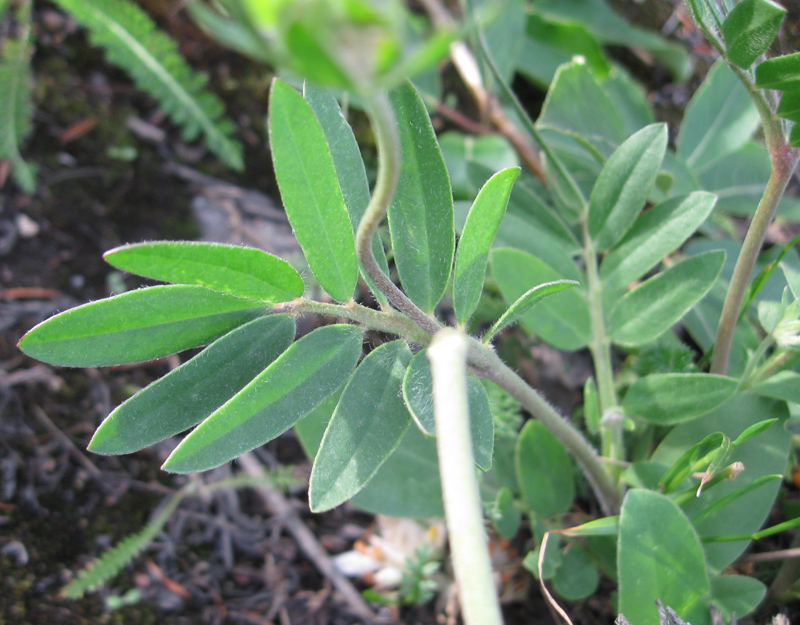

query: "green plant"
xmin=0 ymin=0 xmax=242 ymax=193
xmin=16 ymin=1 xmax=800 ymax=624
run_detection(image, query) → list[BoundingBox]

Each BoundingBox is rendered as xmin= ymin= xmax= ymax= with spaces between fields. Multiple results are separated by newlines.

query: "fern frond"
xmin=52 ymin=0 xmax=244 ymax=171
xmin=0 ymin=35 xmax=36 ymax=192
xmin=61 ymin=491 xmax=183 ymax=599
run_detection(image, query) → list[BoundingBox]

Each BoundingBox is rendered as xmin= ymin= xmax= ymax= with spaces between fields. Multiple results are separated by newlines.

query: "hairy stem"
xmin=428 ymin=330 xmax=505 ymax=625
xmin=355 ymin=93 xmax=442 ymax=337
xmin=711 ymin=147 xmax=800 ymax=374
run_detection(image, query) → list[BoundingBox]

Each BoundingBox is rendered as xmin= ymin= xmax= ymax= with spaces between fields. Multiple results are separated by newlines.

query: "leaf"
xmin=402 ymin=350 xmax=494 ymax=471
xmin=651 ymin=392 xmax=790 ymax=570
xmin=515 ymin=420 xmax=574 ymax=518
xmin=18 ymin=286 xmax=266 ymax=367
xmin=453 ymin=167 xmax=520 ymax=325
xmin=587 ymin=123 xmax=668 ymax=251
xmin=618 ymin=490 xmax=710 ymax=625
xmin=755 ymin=52 xmax=800 ymax=90
xmin=600 ymin=193 xmax=717 ymax=290
xmin=162 ymin=324 xmax=362 ymax=473
xmin=708 ymin=575 xmax=766 ymax=622
xmin=387 ymin=80 xmax=454 ymax=313
xmin=104 ymin=241 xmax=304 ymax=302
xmin=490 ymin=487 xmax=521 ymax=539
xmin=608 ymin=250 xmax=725 ymax=347
xmin=295 ymin=389 xmax=443 ymax=518
xmin=722 ymin=0 xmax=785 ymax=69
xmin=552 ymin=547 xmax=600 ymax=601
xmin=309 ymin=341 xmax=412 ymax=512
xmin=52 ymin=0 xmax=242 ymax=170
xmin=752 ymin=370 xmax=800 ymax=404
xmin=491 ymin=248 xmax=590 ymax=351
xmin=0 ymin=37 xmax=35 ymax=193
xmin=484 ymin=280 xmax=579 ymax=344
xmin=268 ymin=79 xmax=358 ymax=303
xmin=677 ymin=60 xmax=760 ymax=171
xmin=622 ymin=373 xmax=738 ymax=425
xmin=303 ymin=83 xmax=390 ymax=305
xmin=439 ymin=132 xmax=518 ymax=200
xmin=777 ymin=88 xmax=800 ymax=122
xmin=476 ymin=0 xmax=527 ymax=82
xmin=603 ymin=68 xmax=656 ymax=137
xmin=88 ymin=315 xmax=295 ymax=455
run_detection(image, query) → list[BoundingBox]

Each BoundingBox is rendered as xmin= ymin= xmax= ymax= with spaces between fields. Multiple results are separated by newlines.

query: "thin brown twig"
xmin=32 ymin=405 xmax=102 ymax=478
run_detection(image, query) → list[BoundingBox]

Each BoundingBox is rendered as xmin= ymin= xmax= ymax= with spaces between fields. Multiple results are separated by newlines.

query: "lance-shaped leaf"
xmin=491 ymin=248 xmax=590 ymax=351
xmin=722 ymin=0 xmax=786 ymax=69
xmin=162 ymin=324 xmax=362 ymax=473
xmin=268 ymin=79 xmax=357 ymax=303
xmin=515 ymin=420 xmax=574 ymax=518
xmin=18 ymin=286 xmax=266 ymax=367
xmin=622 ymin=373 xmax=738 ymax=426
xmin=303 ymin=83 xmax=390 ymax=305
xmin=104 ymin=241 xmax=304 ymax=302
xmin=618 ymin=490 xmax=709 ymax=625
xmin=600 ymin=192 xmax=717 ymax=290
xmin=453 ymin=167 xmax=520 ymax=325
xmin=402 ymin=349 xmax=493 ymax=471
xmin=608 ymin=250 xmax=725 ymax=347
xmin=756 ymin=52 xmax=800 ymax=90
xmin=587 ymin=123 xmax=668 ymax=251
xmin=777 ymin=89 xmax=800 ymax=122
xmin=309 ymin=341 xmax=412 ymax=512
xmin=387 ymin=80 xmax=454 ymax=313
xmin=89 ymin=315 xmax=296 ymax=455
xmin=484 ymin=280 xmax=579 ymax=344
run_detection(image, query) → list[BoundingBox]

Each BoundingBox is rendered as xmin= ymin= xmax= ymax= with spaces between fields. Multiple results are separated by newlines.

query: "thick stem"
xmin=467 ymin=339 xmax=621 ymax=516
xmin=428 ymin=330 xmax=505 ymax=625
xmin=355 ymin=94 xmax=442 ymax=337
xmin=711 ymin=148 xmax=800 ymax=374
xmin=582 ymin=227 xmax=622 ymax=464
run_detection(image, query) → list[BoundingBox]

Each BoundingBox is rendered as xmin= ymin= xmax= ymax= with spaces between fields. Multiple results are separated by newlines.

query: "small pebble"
xmin=15 ymin=214 xmax=39 ymax=238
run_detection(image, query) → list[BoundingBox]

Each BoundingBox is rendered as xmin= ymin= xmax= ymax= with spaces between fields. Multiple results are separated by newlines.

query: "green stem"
xmin=750 ymin=348 xmax=799 ymax=385
xmin=711 ymin=146 xmax=800 ymax=374
xmin=738 ymin=334 xmax=773 ymax=390
xmin=467 ymin=339 xmax=621 ymax=516
xmin=428 ymin=330 xmax=505 ymax=625
xmin=582 ymin=225 xmax=622 ymax=464
xmin=355 ymin=93 xmax=442 ymax=337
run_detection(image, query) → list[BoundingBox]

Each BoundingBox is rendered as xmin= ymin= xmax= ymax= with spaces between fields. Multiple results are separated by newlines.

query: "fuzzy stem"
xmin=467 ymin=339 xmax=621 ymax=516
xmin=355 ymin=93 xmax=442 ymax=337
xmin=711 ymin=147 xmax=800 ymax=374
xmin=428 ymin=330 xmax=505 ymax=625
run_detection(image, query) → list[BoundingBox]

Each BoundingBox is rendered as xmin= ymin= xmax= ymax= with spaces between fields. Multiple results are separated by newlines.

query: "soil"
xmin=2 ymin=2 xmax=800 ymax=625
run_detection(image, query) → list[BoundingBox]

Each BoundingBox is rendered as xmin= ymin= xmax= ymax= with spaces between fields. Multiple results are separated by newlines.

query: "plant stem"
xmin=582 ymin=225 xmax=622 ymax=465
xmin=427 ymin=330 xmax=505 ymax=625
xmin=711 ymin=146 xmax=800 ymax=374
xmin=355 ymin=93 xmax=442 ymax=337
xmin=467 ymin=339 xmax=621 ymax=516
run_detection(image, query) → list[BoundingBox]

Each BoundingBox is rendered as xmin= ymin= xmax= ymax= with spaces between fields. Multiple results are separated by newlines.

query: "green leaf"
xmin=0 ymin=37 xmax=36 ymax=193
xmin=692 ymin=474 xmax=781 ymax=524
xmin=515 ymin=420 xmax=574 ymax=518
xmin=490 ymin=487 xmax=521 ymax=539
xmin=608 ymin=250 xmax=725 ymax=347
xmin=484 ymin=280 xmax=579 ymax=344
xmin=603 ymin=68 xmax=656 ymax=137
xmin=587 ymin=123 xmax=668 ymax=251
xmin=309 ymin=341 xmax=412 ymax=512
xmin=268 ymin=79 xmax=358 ymax=302
xmin=600 ymin=193 xmax=717 ymax=290
xmin=677 ymin=60 xmax=760 ymax=171
xmin=652 ymin=392 xmax=790 ymax=570
xmin=618 ymin=490 xmax=709 ymax=625
xmin=387 ymin=80 xmax=454 ymax=313
xmin=295 ymin=389 xmax=443 ymax=518
xmin=89 ymin=315 xmax=295 ymax=455
xmin=791 ymin=121 xmax=800 ymax=148
xmin=402 ymin=350 xmax=494 ymax=471
xmin=454 ymin=167 xmax=520 ymax=325
xmin=723 ymin=0 xmax=785 ymax=69
xmin=552 ymin=547 xmax=600 ymax=601
xmin=622 ymin=373 xmax=737 ymax=426
xmin=303 ymin=83 xmax=390 ymax=306
xmin=537 ymin=59 xmax=625 ymax=156
xmin=162 ymin=324 xmax=362 ymax=473
xmin=777 ymin=89 xmax=800 ymax=122
xmin=755 ymin=52 xmax=800 ymax=90
xmin=439 ymin=132 xmax=518 ymax=200
xmin=18 ymin=286 xmax=265 ymax=367
xmin=52 ymin=0 xmax=243 ymax=170
xmin=752 ymin=370 xmax=800 ymax=404
xmin=104 ymin=241 xmax=304 ymax=302
xmin=708 ymin=575 xmax=766 ymax=622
